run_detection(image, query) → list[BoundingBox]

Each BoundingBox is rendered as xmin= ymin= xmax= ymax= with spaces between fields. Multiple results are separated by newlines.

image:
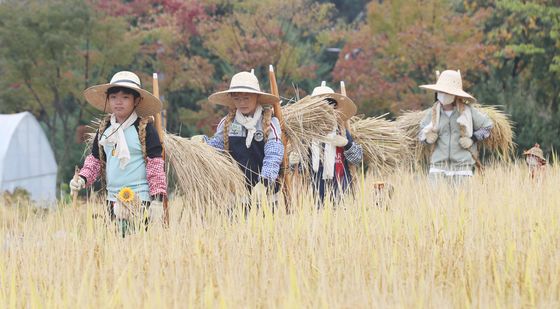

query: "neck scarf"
xmin=312 ymin=126 xmax=338 ymax=180
xmin=235 ymin=105 xmax=263 ymax=148
xmin=99 ymin=111 xmax=138 ymax=169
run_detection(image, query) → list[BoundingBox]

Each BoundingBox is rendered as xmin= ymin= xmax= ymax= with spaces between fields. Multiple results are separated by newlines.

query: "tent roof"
xmin=0 ymin=111 xmax=58 ymax=179
xmin=0 ymin=112 xmax=29 ymax=161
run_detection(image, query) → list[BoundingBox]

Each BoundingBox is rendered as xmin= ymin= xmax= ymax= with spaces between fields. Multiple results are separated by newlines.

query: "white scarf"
xmin=311 ymin=127 xmax=337 ymax=180
xmin=99 ymin=111 xmax=138 ymax=169
xmin=420 ymin=102 xmax=473 ymax=138
xmin=235 ymin=105 xmax=263 ymax=148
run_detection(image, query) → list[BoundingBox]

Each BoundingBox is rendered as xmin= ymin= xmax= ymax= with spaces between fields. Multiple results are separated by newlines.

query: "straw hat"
xmin=83 ymin=71 xmax=162 ymax=117
xmin=311 ymin=81 xmax=357 ymax=120
xmin=523 ymin=144 xmax=546 ymax=161
xmin=420 ymin=70 xmax=475 ymax=101
xmin=208 ymin=71 xmax=278 ymax=107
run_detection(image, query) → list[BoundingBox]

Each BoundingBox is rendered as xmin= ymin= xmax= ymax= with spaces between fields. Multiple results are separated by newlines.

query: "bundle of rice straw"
xmin=281 ymin=94 xmax=340 ymax=170
xmin=395 ymin=109 xmax=432 ymax=165
xmin=349 ymin=114 xmax=414 ymax=176
xmin=164 ymin=134 xmax=248 ymax=208
xmin=473 ymin=104 xmax=515 ymax=159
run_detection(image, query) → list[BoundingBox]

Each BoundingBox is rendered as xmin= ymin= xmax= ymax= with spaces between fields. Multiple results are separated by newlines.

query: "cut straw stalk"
xmin=350 ymin=115 xmax=414 ymax=176
xmin=396 ymin=110 xmax=432 ymax=165
xmin=281 ymin=95 xmax=340 ymax=170
xmin=473 ymin=104 xmax=516 ymax=159
xmin=164 ymin=134 xmax=248 ymax=208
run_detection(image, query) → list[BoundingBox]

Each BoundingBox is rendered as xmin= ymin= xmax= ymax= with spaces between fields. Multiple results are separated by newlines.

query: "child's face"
xmin=109 ymin=91 xmax=138 ymax=121
xmin=231 ymin=93 xmax=258 ymax=115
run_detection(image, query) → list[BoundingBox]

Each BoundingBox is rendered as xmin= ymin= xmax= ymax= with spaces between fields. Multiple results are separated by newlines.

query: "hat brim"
xmin=419 ymin=84 xmax=475 ymax=101
xmin=523 ymin=149 xmax=546 ymax=161
xmin=208 ymin=88 xmax=279 ymax=107
xmin=312 ymin=93 xmax=357 ymax=120
xmin=83 ymin=83 xmax=162 ymax=117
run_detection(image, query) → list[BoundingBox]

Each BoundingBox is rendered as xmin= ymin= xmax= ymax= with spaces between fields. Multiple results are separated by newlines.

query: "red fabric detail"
xmin=270 ymin=123 xmax=279 ymax=141
xmin=146 ymin=157 xmax=167 ymax=197
xmin=79 ymin=154 xmax=101 ymax=187
xmin=335 ymin=147 xmax=345 ymax=182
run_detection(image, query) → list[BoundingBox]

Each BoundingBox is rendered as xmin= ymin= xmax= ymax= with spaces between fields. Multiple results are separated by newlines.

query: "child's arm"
xmin=260 ymin=117 xmax=284 ymax=184
xmin=343 ymin=130 xmax=363 ymax=166
xmin=145 ymin=123 xmax=167 ymax=198
xmin=78 ymin=132 xmax=103 ymax=187
xmin=206 ymin=117 xmax=226 ymax=150
xmin=471 ymin=107 xmax=493 ymax=142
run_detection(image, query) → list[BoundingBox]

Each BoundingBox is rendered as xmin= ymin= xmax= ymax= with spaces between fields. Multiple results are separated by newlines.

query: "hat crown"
xmin=311 ymin=81 xmax=336 ymax=96
xmin=109 ymin=71 xmax=142 ymax=88
xmin=435 ymin=70 xmax=463 ymax=94
xmin=229 ymin=71 xmax=261 ymax=92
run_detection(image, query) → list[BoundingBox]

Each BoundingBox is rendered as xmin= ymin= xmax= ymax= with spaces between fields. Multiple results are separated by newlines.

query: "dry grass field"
xmin=1 ymin=164 xmax=559 ymax=308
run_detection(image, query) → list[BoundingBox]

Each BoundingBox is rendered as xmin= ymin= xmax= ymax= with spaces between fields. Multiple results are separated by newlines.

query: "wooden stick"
xmin=269 ymin=65 xmax=292 ymax=212
xmin=152 ymin=73 xmax=169 ymax=225
xmin=71 ymin=166 xmax=80 ymax=207
xmin=340 ymin=81 xmax=351 ymax=131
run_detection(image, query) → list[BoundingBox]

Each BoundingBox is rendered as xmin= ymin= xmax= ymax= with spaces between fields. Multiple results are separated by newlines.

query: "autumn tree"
xmin=333 ymin=0 xmax=496 ymax=116
xmin=199 ymin=0 xmax=344 ymax=101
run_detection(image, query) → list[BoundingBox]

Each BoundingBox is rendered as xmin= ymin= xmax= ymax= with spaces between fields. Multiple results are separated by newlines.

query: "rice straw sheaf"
xmin=395 ymin=110 xmax=431 ymax=166
xmin=473 ymin=104 xmax=515 ymax=160
xmin=164 ymin=134 xmax=248 ymax=208
xmin=349 ymin=114 xmax=414 ymax=176
xmin=281 ymin=94 xmax=340 ymax=170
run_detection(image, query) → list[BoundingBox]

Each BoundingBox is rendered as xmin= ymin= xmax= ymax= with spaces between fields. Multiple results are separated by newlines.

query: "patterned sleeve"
xmin=79 ymin=154 xmax=102 ymax=187
xmin=206 ymin=117 xmax=226 ymax=150
xmin=473 ymin=126 xmax=493 ymax=142
xmin=343 ymin=130 xmax=363 ymax=165
xmin=146 ymin=157 xmax=167 ymax=197
xmin=471 ymin=107 xmax=494 ymax=142
xmin=260 ymin=117 xmax=284 ymax=181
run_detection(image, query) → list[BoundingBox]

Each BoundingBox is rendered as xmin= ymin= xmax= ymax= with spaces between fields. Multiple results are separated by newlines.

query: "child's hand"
xmin=425 ymin=131 xmax=438 ymax=144
xmin=190 ymin=135 xmax=206 ymax=143
xmin=69 ymin=177 xmax=85 ymax=192
xmin=325 ymin=135 xmax=348 ymax=147
xmin=459 ymin=137 xmax=474 ymax=149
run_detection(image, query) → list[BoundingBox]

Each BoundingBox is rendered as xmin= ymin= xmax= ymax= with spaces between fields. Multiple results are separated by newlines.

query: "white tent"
xmin=0 ymin=112 xmax=58 ymax=204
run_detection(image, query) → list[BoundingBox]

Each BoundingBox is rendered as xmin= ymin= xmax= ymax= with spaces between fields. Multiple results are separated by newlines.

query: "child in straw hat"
xmin=69 ymin=71 xmax=167 ymax=224
xmin=524 ymin=144 xmax=547 ymax=180
xmin=419 ymin=70 xmax=493 ymax=183
xmin=308 ymin=82 xmax=363 ymax=203
xmin=205 ymin=71 xmax=284 ymax=202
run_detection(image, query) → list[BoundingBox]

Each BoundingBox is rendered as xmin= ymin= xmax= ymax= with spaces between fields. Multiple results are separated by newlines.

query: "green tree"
xmin=0 ymin=0 xmax=138 ymax=183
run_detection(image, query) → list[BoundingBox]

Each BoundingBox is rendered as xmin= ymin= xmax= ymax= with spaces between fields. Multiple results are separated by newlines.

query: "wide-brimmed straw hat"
xmin=420 ymin=70 xmax=475 ymax=101
xmin=310 ymin=81 xmax=357 ymax=120
xmin=83 ymin=71 xmax=162 ymax=117
xmin=523 ymin=144 xmax=546 ymax=161
xmin=208 ymin=71 xmax=278 ymax=107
